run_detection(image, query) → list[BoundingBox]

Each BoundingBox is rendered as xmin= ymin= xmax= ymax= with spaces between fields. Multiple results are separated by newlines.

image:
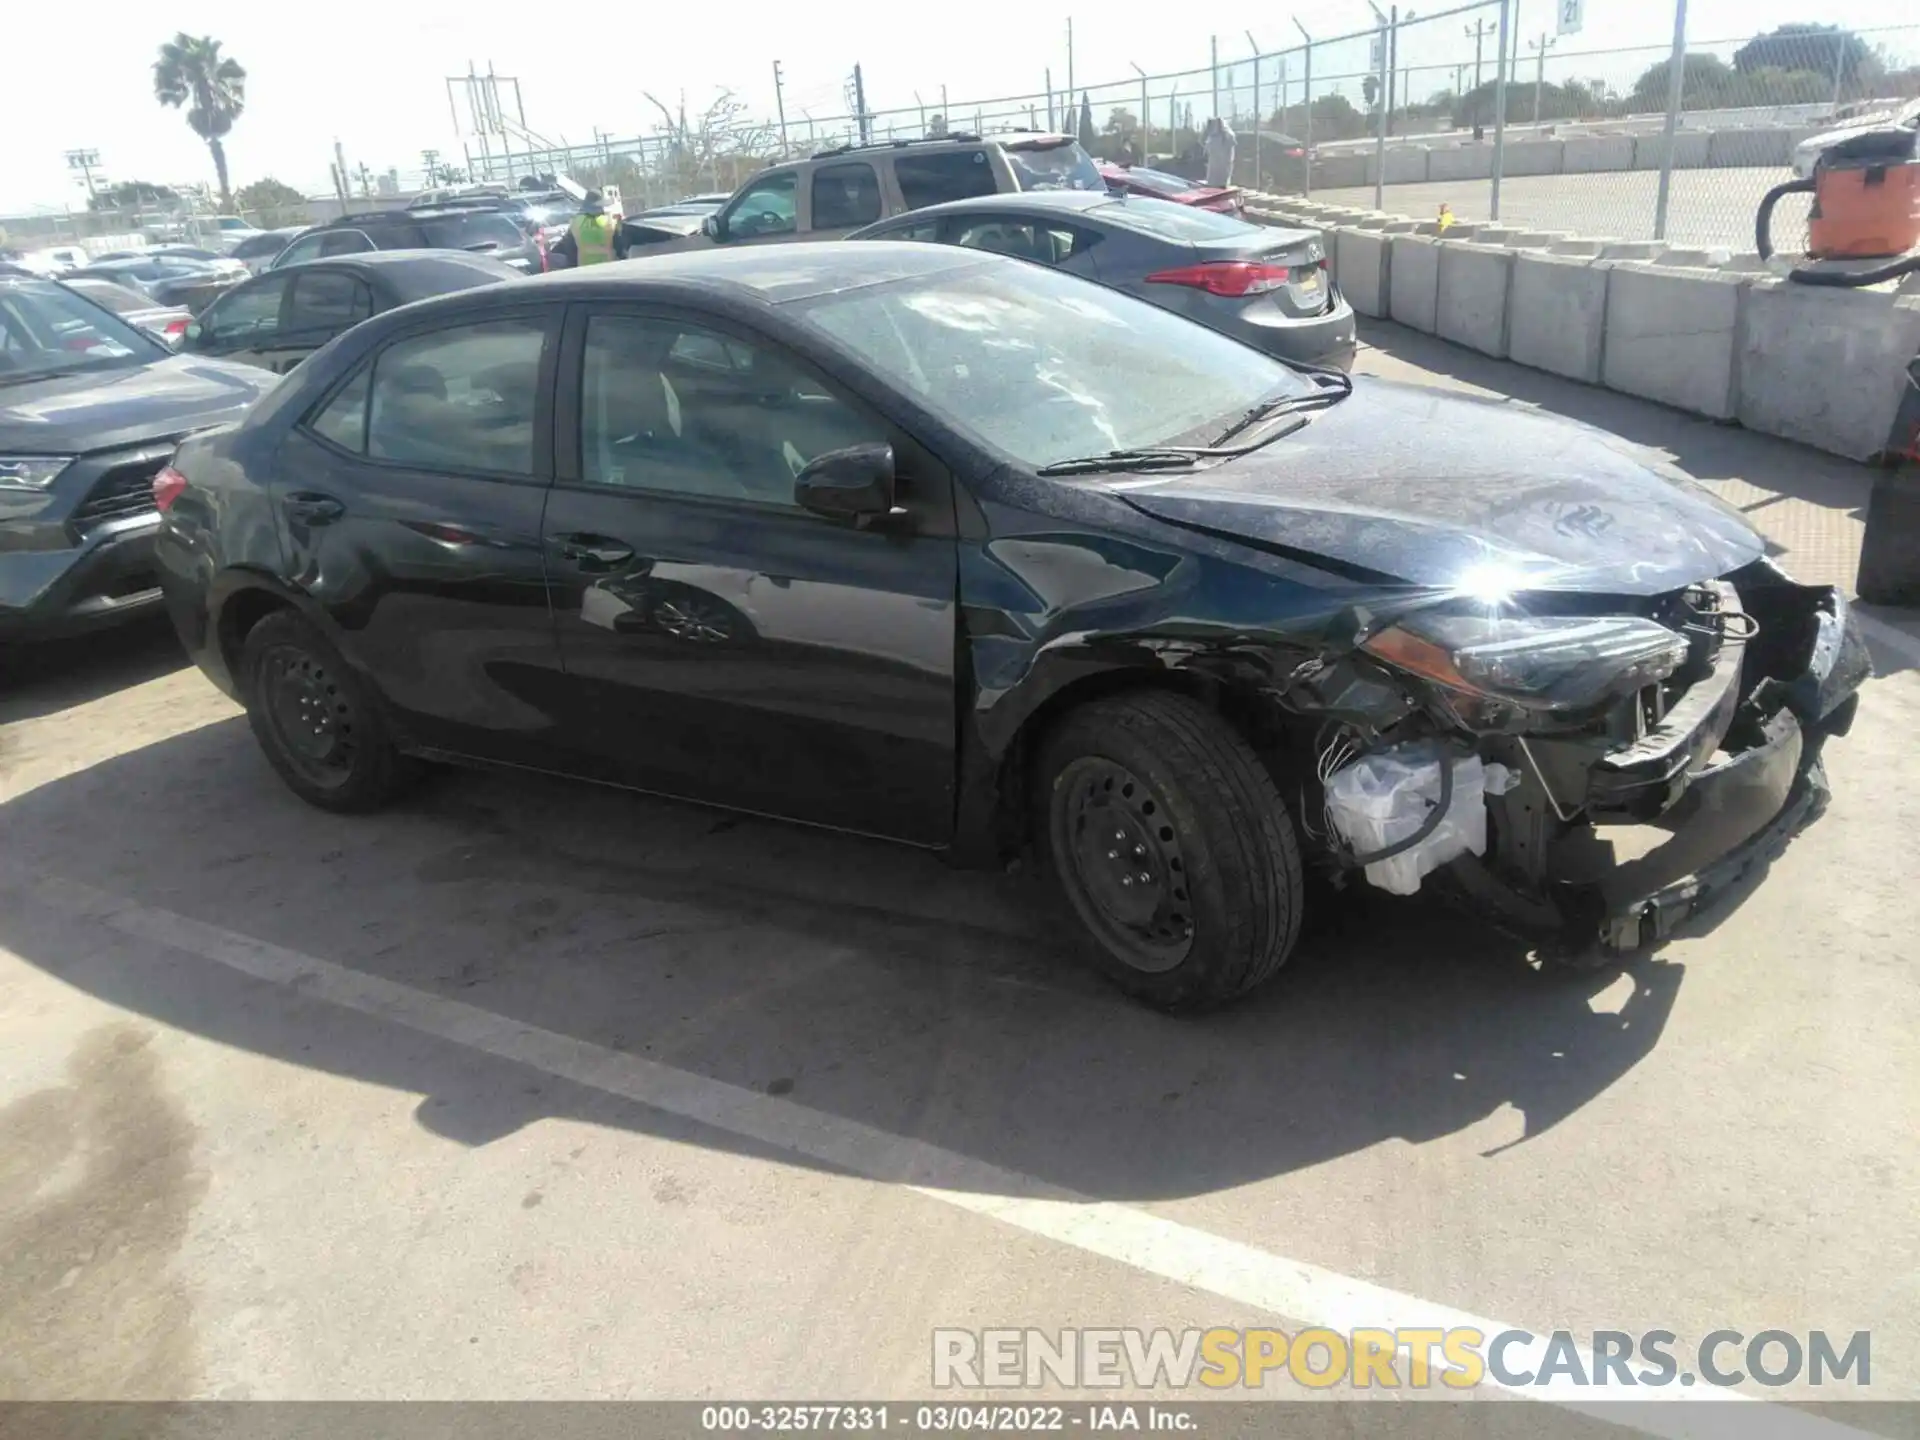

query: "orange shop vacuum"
xmin=1756 ymin=122 xmax=1920 ymax=287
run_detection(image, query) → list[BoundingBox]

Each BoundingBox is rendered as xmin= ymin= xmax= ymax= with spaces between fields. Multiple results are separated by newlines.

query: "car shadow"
xmin=1356 ymin=320 xmax=1874 ymax=529
xmin=0 ymin=716 xmax=1686 ymax=1204
xmin=0 ymin=617 xmax=187 ymax=724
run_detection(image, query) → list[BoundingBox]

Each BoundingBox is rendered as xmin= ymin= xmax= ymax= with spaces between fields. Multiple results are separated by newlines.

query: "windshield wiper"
xmin=1036 ymin=446 xmax=1225 ymax=476
xmin=1209 ymin=370 xmax=1354 ymax=446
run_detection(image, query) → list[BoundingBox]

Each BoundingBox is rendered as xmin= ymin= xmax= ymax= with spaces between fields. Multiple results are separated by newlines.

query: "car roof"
xmin=405 ymin=240 xmax=987 ymax=315
xmin=325 ymin=208 xmax=517 ymax=229
xmin=861 ymin=190 xmax=1124 ymax=225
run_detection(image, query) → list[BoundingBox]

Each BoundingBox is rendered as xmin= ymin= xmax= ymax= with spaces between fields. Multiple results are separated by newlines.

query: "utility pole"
xmin=1046 ymin=68 xmax=1054 ymax=131
xmin=1529 ymin=34 xmax=1556 ymax=124
xmin=1066 ymin=18 xmax=1075 ymax=121
xmin=1466 ymin=18 xmax=1491 ymax=97
xmin=355 ymin=162 xmax=374 ymax=199
xmin=772 ymin=60 xmax=789 ymax=153
xmin=64 ymin=149 xmax=102 ymax=203
xmin=1129 ymin=62 xmax=1149 ymax=158
xmin=852 ymin=64 xmax=871 ymax=144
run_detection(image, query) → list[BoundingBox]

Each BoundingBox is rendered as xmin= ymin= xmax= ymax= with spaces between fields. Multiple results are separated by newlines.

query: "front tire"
xmin=239 ymin=609 xmax=420 ymax=812
xmin=1037 ymin=691 xmax=1303 ymax=1010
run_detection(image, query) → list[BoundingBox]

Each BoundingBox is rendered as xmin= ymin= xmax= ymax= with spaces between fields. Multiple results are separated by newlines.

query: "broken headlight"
xmin=1361 ymin=613 xmax=1689 ymax=713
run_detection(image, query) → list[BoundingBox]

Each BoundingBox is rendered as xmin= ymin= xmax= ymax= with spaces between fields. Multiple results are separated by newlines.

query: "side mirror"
xmin=703 ymin=213 xmax=725 ymax=241
xmin=795 ymin=443 xmax=899 ymax=525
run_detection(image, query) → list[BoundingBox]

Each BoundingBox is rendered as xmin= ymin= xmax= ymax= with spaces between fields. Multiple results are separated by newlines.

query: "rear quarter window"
xmin=894 ymin=150 xmax=998 ymax=209
xmin=419 ymin=214 xmax=526 ymax=250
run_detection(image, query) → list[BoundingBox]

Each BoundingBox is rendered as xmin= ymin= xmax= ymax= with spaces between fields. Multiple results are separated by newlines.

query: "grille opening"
xmin=73 ymin=457 xmax=168 ymax=528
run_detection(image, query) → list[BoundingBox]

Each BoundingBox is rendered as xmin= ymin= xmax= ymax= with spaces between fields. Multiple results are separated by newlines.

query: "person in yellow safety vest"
xmin=552 ymin=191 xmax=629 ymax=268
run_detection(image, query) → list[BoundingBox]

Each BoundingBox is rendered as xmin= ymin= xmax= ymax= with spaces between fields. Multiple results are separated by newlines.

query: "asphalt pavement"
xmin=3 ymin=329 xmax=1918 ymax=1424
xmin=1309 ymin=166 xmax=1807 ymax=251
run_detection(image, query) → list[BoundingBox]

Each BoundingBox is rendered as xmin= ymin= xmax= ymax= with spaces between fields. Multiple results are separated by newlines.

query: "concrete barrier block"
xmin=1633 ymin=132 xmax=1710 ymax=171
xmin=1736 ymin=282 xmax=1920 ymax=461
xmin=1428 ymin=146 xmax=1493 ymax=182
xmin=1497 ymin=231 xmax=1568 ymax=248
xmin=1602 ymin=264 xmax=1745 ymax=419
xmin=1509 ymin=251 xmax=1610 ymax=384
xmin=1436 ymin=243 xmax=1516 ymax=357
xmin=1315 ymin=154 xmax=1368 ymax=189
xmin=1597 ymin=241 xmax=1665 ymax=260
xmin=1562 ymin=135 xmax=1635 ymax=173
xmin=1707 ymin=127 xmax=1795 ymax=168
xmin=1334 ymin=228 xmax=1392 ymax=318
xmin=1501 ymin=140 xmax=1565 ymax=176
xmin=1389 ymin=234 xmax=1441 ymax=333
xmin=1383 ymin=147 xmax=1429 ymax=184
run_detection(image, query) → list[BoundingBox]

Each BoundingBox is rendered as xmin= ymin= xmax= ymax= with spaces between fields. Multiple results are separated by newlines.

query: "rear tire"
xmin=1036 ymin=691 xmax=1303 ymax=1010
xmin=239 ymin=609 xmax=420 ymax=813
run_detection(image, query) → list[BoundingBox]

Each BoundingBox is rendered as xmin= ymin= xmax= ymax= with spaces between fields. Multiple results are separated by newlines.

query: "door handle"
xmin=283 ymin=492 xmax=345 ymax=525
xmin=553 ymin=533 xmax=636 ymax=570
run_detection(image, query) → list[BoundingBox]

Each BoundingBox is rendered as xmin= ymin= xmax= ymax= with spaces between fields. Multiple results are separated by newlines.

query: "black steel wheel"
xmin=1038 ymin=691 xmax=1303 ymax=1010
xmin=240 ymin=609 xmax=420 ymax=813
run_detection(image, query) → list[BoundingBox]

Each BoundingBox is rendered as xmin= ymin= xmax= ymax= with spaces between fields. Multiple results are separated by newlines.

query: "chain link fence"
xmin=452 ymin=9 xmax=1917 ymax=254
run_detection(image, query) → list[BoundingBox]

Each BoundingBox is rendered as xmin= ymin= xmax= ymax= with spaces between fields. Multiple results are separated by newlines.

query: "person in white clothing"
xmin=1203 ymin=118 xmax=1237 ymax=187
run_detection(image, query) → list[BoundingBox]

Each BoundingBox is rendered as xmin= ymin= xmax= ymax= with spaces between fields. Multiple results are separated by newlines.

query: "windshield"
xmin=0 ymin=279 xmax=162 ymax=382
xmin=796 ymin=256 xmax=1311 ymax=468
xmin=60 ymin=279 xmax=154 ymax=315
xmin=1003 ymin=140 xmax=1105 ymax=193
xmin=418 ymin=214 xmax=527 ymax=250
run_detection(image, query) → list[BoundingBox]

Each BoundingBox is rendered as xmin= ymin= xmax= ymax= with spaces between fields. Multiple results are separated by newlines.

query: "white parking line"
xmin=20 ymin=873 xmax=1881 ymax=1438
xmin=1855 ymin=611 xmax=1920 ymax=672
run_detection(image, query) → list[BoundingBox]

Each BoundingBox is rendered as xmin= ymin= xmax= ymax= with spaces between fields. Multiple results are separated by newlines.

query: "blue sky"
xmin=4 ymin=0 xmax=1915 ymax=211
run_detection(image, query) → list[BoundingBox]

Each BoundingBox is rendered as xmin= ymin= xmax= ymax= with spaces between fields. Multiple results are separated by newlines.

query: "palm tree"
xmin=153 ymin=34 xmax=247 ymax=211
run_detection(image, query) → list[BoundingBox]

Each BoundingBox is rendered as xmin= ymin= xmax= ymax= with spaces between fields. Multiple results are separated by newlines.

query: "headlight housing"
xmin=0 ymin=456 xmax=75 ymax=491
xmin=1363 ymin=612 xmax=1689 ymax=713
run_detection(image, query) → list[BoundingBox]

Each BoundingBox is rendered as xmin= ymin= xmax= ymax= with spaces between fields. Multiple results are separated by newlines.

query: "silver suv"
xmin=694 ymin=132 xmax=1107 ymax=249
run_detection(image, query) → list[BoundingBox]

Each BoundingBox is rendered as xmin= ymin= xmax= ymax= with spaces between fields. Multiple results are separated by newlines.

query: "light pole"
xmin=1129 ymin=61 xmax=1149 ymax=160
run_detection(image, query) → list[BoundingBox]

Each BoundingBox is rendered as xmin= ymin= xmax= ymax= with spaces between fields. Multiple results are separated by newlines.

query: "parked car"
xmin=619 ymin=212 xmax=711 ymax=251
xmin=1793 ymin=96 xmax=1920 ymax=177
xmin=231 ymin=227 xmax=306 ymax=275
xmin=1098 ymin=161 xmax=1243 ymax=214
xmin=181 ymin=251 xmax=522 ymax=374
xmin=153 ymin=243 xmax=1866 ymax=1008
xmin=853 ymin=190 xmax=1355 ymax=370
xmin=66 ymin=253 xmax=247 ymax=314
xmin=0 ymin=276 xmax=273 ymax=644
xmin=20 ymin=245 xmax=91 ymax=276
xmin=687 ymin=132 xmax=1106 ymax=249
xmin=59 ymin=275 xmax=195 ymax=346
xmin=268 ymin=208 xmax=545 ymax=274
xmin=208 ymin=214 xmax=266 ymax=251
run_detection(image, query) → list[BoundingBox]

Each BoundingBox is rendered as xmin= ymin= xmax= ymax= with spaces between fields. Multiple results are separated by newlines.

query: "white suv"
xmin=694 ymin=132 xmax=1107 ymax=249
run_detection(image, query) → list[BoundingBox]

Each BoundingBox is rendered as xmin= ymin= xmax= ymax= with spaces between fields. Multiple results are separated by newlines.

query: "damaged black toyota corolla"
xmin=154 ymin=244 xmax=1870 ymax=1009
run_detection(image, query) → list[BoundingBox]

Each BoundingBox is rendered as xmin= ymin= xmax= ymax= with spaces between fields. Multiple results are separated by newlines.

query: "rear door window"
xmin=418 ymin=214 xmax=525 ymax=251
xmin=894 ymin=150 xmax=997 ymax=209
xmin=948 ymin=218 xmax=1092 ymax=266
xmin=365 ymin=317 xmax=547 ymax=476
xmin=285 ymin=270 xmax=374 ymax=339
xmin=318 ymin=230 xmax=375 ymax=257
xmin=810 ymin=163 xmax=883 ymax=229
xmin=194 ymin=275 xmax=292 ymax=346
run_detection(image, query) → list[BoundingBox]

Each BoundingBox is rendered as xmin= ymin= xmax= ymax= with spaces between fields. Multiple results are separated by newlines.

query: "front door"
xmin=271 ymin=307 xmax=568 ymax=764
xmin=541 ymin=307 xmax=960 ymax=844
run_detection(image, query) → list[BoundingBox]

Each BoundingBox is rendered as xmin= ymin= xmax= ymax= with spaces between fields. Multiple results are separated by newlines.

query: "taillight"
xmin=153 ymin=465 xmax=189 ymax=513
xmin=1145 ymin=260 xmax=1291 ymax=297
xmin=164 ymin=317 xmax=189 ymax=337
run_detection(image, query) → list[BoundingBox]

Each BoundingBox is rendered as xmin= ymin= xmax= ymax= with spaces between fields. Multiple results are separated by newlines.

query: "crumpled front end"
xmin=1295 ymin=558 xmax=1870 ymax=955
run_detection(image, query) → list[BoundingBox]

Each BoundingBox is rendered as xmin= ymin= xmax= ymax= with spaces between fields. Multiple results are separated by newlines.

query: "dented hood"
xmin=1120 ymin=380 xmax=1765 ymax=596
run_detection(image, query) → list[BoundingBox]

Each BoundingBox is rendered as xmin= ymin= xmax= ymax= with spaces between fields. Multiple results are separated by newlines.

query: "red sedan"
xmin=1096 ymin=162 xmax=1243 ymax=215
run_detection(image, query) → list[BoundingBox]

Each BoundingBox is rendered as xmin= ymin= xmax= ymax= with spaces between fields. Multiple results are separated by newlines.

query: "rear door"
xmin=804 ymin=161 xmax=886 ymax=239
xmin=940 ymin=212 xmax=1106 ymax=278
xmin=269 ymin=306 xmax=568 ymax=764
xmin=539 ymin=303 xmax=961 ymax=843
xmin=182 ymin=272 xmax=295 ymax=370
xmin=258 ymin=267 xmax=375 ymax=373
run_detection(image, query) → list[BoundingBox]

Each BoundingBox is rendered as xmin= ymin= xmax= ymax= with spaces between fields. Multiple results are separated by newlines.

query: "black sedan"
xmin=68 ymin=253 xmax=248 ymax=313
xmin=153 ymin=244 xmax=1866 ymax=1009
xmin=0 ymin=277 xmax=273 ymax=643
xmin=181 ymin=251 xmax=523 ymax=374
xmin=851 ymin=190 xmax=1356 ymax=371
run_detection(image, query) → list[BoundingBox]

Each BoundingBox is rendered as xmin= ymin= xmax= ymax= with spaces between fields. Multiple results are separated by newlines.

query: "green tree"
xmin=234 ymin=177 xmax=308 ymax=227
xmin=1630 ymin=52 xmax=1733 ymax=108
xmin=87 ymin=180 xmax=177 ymax=212
xmin=1733 ymin=24 xmax=1877 ymax=82
xmin=153 ymin=34 xmax=247 ymax=210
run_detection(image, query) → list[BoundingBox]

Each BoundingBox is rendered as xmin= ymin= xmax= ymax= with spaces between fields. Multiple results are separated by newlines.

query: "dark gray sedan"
xmin=181 ymin=250 xmax=521 ymax=375
xmin=851 ymin=191 xmax=1355 ymax=371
